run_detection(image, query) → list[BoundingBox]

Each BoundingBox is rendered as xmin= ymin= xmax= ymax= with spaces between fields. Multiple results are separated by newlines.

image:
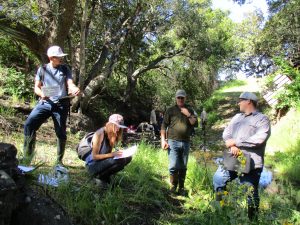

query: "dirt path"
xmin=200 ymin=78 xmax=263 ymax=152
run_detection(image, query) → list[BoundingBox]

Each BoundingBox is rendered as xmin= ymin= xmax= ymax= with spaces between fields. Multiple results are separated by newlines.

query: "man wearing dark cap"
xmin=213 ymin=91 xmax=271 ymax=220
xmin=161 ymin=89 xmax=198 ymax=195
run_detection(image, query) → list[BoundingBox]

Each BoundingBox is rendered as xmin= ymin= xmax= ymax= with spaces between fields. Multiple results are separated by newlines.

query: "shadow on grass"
xmin=270 ymin=139 xmax=300 ymax=186
xmin=29 ymin=144 xmax=187 ymax=225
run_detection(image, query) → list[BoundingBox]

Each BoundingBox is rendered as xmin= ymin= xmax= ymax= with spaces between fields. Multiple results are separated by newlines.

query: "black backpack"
xmin=76 ymin=132 xmax=95 ymax=160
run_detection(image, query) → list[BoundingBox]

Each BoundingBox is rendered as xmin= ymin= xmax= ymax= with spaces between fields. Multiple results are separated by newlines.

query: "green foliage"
xmin=261 ymin=63 xmax=300 ymax=113
xmin=206 ymin=111 xmax=219 ymax=125
xmin=0 ymin=105 xmax=16 ymax=117
xmin=203 ymin=79 xmax=246 ymax=112
xmin=1 ymin=0 xmax=242 ymax=122
xmin=159 ymin=174 xmax=300 ymax=225
xmin=0 ymin=37 xmax=38 ymax=69
xmin=51 ymin=143 xmax=172 ymax=225
xmin=51 ymin=142 xmax=300 ymax=225
xmin=0 ymin=65 xmax=33 ymax=99
xmin=265 ymin=58 xmax=300 ymax=109
xmin=255 ymin=0 xmax=300 ymax=65
xmin=219 ymin=79 xmax=247 ymax=90
xmin=53 ymin=182 xmax=130 ymax=225
xmin=266 ymin=105 xmax=300 ymax=184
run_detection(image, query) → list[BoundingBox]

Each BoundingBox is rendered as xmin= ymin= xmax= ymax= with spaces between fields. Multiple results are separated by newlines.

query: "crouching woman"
xmin=85 ymin=114 xmax=132 ymax=185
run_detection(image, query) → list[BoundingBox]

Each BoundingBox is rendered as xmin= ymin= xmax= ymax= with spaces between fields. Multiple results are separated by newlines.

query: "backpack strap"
xmin=59 ymin=64 xmax=72 ymax=124
xmin=40 ymin=64 xmax=47 ymax=86
xmin=59 ymin=64 xmax=69 ymax=93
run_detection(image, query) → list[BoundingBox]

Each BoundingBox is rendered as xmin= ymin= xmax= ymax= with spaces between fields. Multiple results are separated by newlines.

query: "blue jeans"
xmin=168 ymin=139 xmax=190 ymax=175
xmin=87 ymin=157 xmax=132 ymax=181
xmin=214 ymin=168 xmax=263 ymax=210
xmin=24 ymin=100 xmax=69 ymax=140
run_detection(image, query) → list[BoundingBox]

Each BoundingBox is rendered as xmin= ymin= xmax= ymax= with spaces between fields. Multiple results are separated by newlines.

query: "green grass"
xmin=1 ymin=78 xmax=300 ymax=224
xmin=266 ymin=105 xmax=300 ymax=184
xmin=6 ymin=129 xmax=297 ymax=225
xmin=203 ymin=80 xmax=247 ymax=123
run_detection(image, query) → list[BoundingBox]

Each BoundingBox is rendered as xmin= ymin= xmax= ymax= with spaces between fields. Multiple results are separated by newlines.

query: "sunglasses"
xmin=177 ymin=97 xmax=185 ymax=100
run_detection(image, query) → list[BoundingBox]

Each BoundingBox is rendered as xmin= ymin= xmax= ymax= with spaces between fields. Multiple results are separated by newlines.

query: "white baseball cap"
xmin=47 ymin=46 xmax=68 ymax=57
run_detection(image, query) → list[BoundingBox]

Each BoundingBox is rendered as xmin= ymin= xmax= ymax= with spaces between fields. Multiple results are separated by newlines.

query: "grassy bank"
xmin=1 ymin=79 xmax=300 ymax=224
xmin=266 ymin=105 xmax=300 ymax=185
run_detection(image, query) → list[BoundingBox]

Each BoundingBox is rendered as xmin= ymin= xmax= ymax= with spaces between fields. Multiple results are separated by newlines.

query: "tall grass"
xmin=266 ymin=105 xmax=300 ymax=183
xmin=1 ymin=84 xmax=300 ymax=224
xmin=47 ymin=142 xmax=300 ymax=225
xmin=49 ymin=143 xmax=173 ymax=225
xmin=203 ymin=80 xmax=247 ymax=122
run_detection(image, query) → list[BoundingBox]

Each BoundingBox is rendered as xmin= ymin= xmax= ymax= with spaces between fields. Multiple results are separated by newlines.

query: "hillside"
xmin=0 ymin=78 xmax=300 ymax=225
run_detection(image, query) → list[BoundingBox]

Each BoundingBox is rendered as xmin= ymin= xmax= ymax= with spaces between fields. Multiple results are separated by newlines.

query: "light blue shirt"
xmin=35 ymin=63 xmax=72 ymax=102
xmin=223 ymin=111 xmax=271 ymax=168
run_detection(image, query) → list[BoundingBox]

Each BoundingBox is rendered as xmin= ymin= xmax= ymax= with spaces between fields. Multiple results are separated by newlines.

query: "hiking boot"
xmin=177 ymin=187 xmax=186 ymax=196
xmin=170 ymin=174 xmax=178 ymax=194
xmin=94 ymin=178 xmax=110 ymax=189
xmin=56 ymin=138 xmax=66 ymax=165
xmin=178 ymin=170 xmax=186 ymax=188
xmin=248 ymin=205 xmax=259 ymax=221
xmin=22 ymin=134 xmax=36 ymax=165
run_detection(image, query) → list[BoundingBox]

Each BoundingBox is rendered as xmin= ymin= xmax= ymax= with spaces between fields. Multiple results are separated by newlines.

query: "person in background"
xmin=150 ymin=108 xmax=159 ymax=135
xmin=158 ymin=111 xmax=164 ymax=131
xmin=213 ymin=92 xmax=271 ymax=221
xmin=85 ymin=114 xmax=132 ymax=187
xmin=200 ymin=108 xmax=207 ymax=134
xmin=161 ymin=89 xmax=198 ymax=195
xmin=23 ymin=45 xmax=80 ymax=165
xmin=191 ymin=109 xmax=198 ymax=136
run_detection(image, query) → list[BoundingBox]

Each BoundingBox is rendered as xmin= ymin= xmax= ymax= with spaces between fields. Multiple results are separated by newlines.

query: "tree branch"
xmin=132 ymin=49 xmax=183 ymax=79
xmin=0 ymin=15 xmax=43 ymax=60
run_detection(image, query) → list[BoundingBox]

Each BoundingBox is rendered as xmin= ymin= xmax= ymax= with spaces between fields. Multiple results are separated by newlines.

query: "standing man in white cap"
xmin=161 ymin=89 xmax=198 ymax=195
xmin=213 ymin=92 xmax=271 ymax=221
xmin=23 ymin=45 xmax=80 ymax=165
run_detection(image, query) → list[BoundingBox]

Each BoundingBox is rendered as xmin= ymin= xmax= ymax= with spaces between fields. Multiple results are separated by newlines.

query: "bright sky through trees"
xmin=212 ymin=0 xmax=268 ymax=23
xmin=212 ymin=0 xmax=269 ymax=80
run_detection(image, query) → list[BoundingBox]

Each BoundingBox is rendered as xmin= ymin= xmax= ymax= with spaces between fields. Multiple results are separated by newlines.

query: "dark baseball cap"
xmin=175 ymin=89 xmax=186 ymax=98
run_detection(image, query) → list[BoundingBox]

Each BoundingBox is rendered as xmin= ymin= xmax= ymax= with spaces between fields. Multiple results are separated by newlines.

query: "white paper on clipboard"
xmin=113 ymin=145 xmax=138 ymax=159
xmin=42 ymin=86 xmax=60 ymax=97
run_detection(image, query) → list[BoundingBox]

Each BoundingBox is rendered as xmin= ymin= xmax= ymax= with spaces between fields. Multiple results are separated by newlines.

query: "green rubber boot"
xmin=22 ymin=134 xmax=36 ymax=165
xmin=57 ymin=138 xmax=66 ymax=165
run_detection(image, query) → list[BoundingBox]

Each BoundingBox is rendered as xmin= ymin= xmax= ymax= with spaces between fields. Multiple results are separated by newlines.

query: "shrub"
xmin=270 ymin=58 xmax=300 ymax=109
xmin=0 ymin=65 xmax=33 ymax=99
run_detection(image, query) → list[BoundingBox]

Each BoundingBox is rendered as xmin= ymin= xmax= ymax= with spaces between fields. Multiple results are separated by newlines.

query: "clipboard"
xmin=41 ymin=86 xmax=60 ymax=97
xmin=59 ymin=95 xmax=75 ymax=100
xmin=223 ymin=151 xmax=252 ymax=173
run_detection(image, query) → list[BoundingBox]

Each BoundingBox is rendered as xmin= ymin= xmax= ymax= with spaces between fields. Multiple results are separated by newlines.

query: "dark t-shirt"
xmin=161 ymin=104 xmax=197 ymax=142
